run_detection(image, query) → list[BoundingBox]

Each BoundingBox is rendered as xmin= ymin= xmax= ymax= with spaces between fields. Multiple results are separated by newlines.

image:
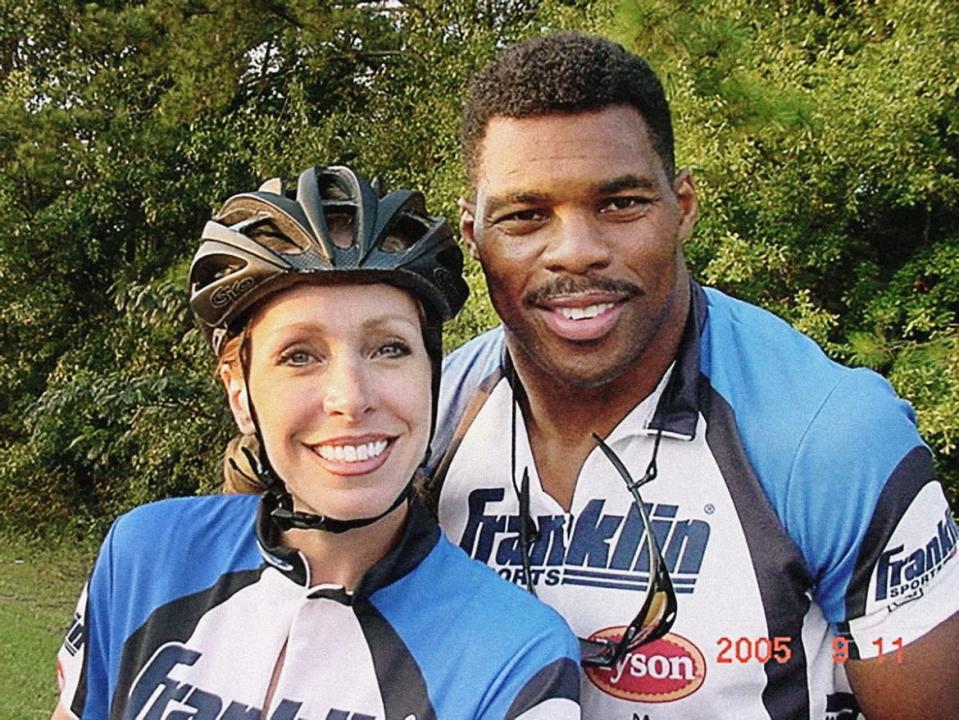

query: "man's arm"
xmin=847 ymin=610 xmax=959 ymax=720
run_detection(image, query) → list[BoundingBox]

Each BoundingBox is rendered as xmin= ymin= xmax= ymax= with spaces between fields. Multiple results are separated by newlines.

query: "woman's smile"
xmin=234 ymin=282 xmax=432 ymax=520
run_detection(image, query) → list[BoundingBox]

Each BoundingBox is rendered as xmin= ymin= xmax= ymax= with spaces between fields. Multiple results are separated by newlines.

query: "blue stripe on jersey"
xmin=369 ymin=533 xmax=579 ymax=715
xmin=699 ymin=287 xmax=926 ymax=622
xmin=104 ymin=495 xmax=263 ymax=626
xmin=87 ymin=494 xmax=263 ymax=710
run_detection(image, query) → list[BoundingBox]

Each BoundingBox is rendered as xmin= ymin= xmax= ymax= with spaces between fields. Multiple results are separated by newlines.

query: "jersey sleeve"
xmin=474 ymin=632 xmax=581 ymax=720
xmin=56 ymin=523 xmax=118 ymax=718
xmin=837 ymin=449 xmax=959 ymax=659
xmin=428 ymin=327 xmax=505 ymax=477
xmin=791 ymin=370 xmax=959 ymax=659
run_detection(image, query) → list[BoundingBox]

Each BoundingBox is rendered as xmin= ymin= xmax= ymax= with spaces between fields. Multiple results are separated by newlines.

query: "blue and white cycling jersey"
xmin=430 ymin=282 xmax=959 ymax=720
xmin=56 ymin=496 xmax=581 ymax=720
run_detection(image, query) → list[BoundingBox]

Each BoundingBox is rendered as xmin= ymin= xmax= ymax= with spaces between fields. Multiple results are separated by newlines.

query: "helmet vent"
xmin=318 ymin=175 xmax=351 ymax=200
xmin=379 ymin=214 xmax=426 ymax=253
xmin=326 ymin=210 xmax=356 ymax=249
xmin=245 ymin=218 xmax=308 ymax=255
xmin=191 ymin=254 xmax=247 ymax=291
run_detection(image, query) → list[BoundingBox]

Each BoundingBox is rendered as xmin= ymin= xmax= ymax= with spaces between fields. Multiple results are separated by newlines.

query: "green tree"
xmin=0 ymin=0 xmax=602 ymax=536
xmin=609 ymin=0 xmax=959 ymax=500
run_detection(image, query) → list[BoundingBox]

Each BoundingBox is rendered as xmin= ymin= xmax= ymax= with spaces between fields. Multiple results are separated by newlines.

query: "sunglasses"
xmin=578 ymin=433 xmax=678 ymax=667
xmin=510 ymin=393 xmax=678 ymax=668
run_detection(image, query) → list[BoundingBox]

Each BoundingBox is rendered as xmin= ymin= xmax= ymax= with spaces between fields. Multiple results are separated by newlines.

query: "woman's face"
xmin=226 ymin=283 xmax=432 ymax=520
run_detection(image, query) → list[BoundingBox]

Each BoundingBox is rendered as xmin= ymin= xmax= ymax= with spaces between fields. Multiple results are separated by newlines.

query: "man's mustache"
xmin=524 ymin=275 xmax=642 ymax=306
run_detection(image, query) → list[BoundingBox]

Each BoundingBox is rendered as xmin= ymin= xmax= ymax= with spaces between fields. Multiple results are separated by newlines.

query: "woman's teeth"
xmin=315 ymin=440 xmax=388 ymax=463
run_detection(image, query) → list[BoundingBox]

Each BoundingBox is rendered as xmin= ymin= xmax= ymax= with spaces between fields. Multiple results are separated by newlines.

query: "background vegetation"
xmin=1 ymin=0 xmax=956 ymax=547
xmin=0 ymin=539 xmax=94 ymax=715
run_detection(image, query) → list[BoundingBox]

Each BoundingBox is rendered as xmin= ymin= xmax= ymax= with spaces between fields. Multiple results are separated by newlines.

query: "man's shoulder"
xmin=442 ymin=326 xmax=505 ymax=379
xmin=700 ymin=285 xmax=914 ymax=430
xmin=431 ymin=327 xmax=507 ymax=470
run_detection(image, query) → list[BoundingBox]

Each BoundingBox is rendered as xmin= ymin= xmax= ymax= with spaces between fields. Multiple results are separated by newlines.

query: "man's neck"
xmin=506 ymin=282 xmax=690 ymax=509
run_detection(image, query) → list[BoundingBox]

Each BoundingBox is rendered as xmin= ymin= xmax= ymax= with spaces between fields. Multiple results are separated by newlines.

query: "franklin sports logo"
xmin=127 ymin=643 xmax=375 ymax=720
xmin=824 ymin=692 xmax=860 ymax=720
xmin=875 ymin=508 xmax=958 ymax=602
xmin=459 ymin=489 xmax=710 ymax=592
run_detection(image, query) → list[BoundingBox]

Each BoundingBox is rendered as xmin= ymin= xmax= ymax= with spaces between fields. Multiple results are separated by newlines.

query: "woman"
xmin=53 ymin=166 xmax=580 ymax=719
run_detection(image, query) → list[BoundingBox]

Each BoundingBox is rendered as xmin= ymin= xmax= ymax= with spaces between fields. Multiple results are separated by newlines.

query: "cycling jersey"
xmin=56 ymin=495 xmax=581 ymax=719
xmin=429 ymin=282 xmax=959 ymax=720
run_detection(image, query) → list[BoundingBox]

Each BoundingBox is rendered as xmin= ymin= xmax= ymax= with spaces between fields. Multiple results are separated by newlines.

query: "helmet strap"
xmin=271 ymin=479 xmax=413 ymax=533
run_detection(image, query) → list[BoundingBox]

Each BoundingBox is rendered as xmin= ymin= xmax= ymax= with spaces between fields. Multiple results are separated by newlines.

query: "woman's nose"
xmin=322 ymin=358 xmax=374 ymax=419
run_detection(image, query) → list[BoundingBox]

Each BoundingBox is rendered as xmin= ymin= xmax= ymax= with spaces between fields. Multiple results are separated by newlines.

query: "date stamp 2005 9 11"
xmin=715 ymin=636 xmax=905 ymax=665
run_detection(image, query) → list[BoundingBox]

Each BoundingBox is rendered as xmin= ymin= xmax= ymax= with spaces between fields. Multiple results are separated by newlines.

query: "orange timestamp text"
xmin=716 ymin=636 xmax=906 ymax=665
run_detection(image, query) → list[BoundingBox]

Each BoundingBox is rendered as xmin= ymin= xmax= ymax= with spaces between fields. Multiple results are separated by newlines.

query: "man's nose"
xmin=541 ymin=212 xmax=612 ymax=274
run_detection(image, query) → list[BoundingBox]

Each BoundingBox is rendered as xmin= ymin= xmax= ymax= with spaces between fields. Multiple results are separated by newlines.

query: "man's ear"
xmin=673 ymin=169 xmax=700 ymax=243
xmin=457 ymin=197 xmax=480 ymax=260
xmin=220 ymin=364 xmax=256 ymax=435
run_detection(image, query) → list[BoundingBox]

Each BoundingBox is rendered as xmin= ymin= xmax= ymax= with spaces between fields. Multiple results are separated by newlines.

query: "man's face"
xmin=461 ymin=105 xmax=698 ymax=389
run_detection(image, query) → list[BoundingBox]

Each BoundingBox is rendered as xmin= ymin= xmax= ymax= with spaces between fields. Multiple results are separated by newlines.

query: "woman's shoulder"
xmin=428 ymin=532 xmax=574 ymax=634
xmin=107 ymin=494 xmax=260 ymax=561
xmin=375 ymin=530 xmax=580 ymax=713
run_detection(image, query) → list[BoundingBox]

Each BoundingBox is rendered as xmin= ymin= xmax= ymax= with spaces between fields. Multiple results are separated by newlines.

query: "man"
xmin=428 ymin=32 xmax=959 ymax=719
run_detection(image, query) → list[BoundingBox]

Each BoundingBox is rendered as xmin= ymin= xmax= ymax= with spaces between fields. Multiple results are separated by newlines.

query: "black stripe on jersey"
xmin=353 ymin=597 xmax=437 ymax=720
xmin=705 ymin=385 xmax=814 ymax=720
xmin=844 ymin=445 xmax=937 ymax=652
xmin=355 ymin=502 xmax=440 ymax=598
xmin=69 ymin=592 xmax=91 ymax=717
xmin=504 ymin=657 xmax=579 ymax=719
xmin=649 ymin=281 xmax=708 ymax=439
xmin=110 ymin=567 xmax=264 ymax=719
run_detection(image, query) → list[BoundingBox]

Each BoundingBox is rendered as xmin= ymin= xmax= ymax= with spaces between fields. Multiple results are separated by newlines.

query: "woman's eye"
xmin=279 ymin=349 xmax=315 ymax=366
xmin=375 ymin=341 xmax=411 ymax=359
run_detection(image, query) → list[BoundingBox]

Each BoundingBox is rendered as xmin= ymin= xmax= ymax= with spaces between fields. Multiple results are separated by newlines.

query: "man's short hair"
xmin=461 ymin=32 xmax=675 ymax=186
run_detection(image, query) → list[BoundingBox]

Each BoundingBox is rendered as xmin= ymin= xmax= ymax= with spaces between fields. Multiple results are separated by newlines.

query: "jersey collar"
xmin=646 ymin=280 xmax=708 ymax=441
xmin=254 ymin=495 xmax=441 ymax=599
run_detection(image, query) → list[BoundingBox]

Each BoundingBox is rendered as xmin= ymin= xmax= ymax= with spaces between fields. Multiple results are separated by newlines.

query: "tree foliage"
xmin=611 ymin=0 xmax=959 ymax=500
xmin=1 ymin=0 xmax=956 ymax=538
xmin=0 ymin=0 xmax=604 ymax=537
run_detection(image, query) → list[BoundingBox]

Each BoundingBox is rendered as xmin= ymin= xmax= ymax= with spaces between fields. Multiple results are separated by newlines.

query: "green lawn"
xmin=0 ymin=538 xmax=95 ymax=718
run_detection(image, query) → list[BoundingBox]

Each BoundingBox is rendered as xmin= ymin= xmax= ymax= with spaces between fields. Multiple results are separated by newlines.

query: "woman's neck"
xmin=281 ymin=503 xmax=408 ymax=590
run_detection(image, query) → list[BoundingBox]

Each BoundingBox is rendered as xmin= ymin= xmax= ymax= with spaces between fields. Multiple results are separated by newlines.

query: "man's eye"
xmin=492 ymin=209 xmax=547 ymax=233
xmin=599 ymin=197 xmax=649 ymax=214
xmin=506 ymin=209 xmax=545 ymax=222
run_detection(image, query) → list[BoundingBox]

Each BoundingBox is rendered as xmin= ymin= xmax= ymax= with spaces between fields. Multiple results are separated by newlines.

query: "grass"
xmin=0 ymin=537 xmax=96 ymax=719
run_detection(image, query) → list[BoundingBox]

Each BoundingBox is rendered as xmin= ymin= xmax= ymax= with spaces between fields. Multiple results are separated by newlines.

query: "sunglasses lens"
xmin=579 ymin=637 xmax=617 ymax=667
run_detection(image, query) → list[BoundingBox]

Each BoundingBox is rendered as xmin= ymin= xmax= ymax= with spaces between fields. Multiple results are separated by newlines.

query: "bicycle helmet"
xmin=188 ymin=165 xmax=469 ymax=532
xmin=190 ymin=165 xmax=468 ymax=357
